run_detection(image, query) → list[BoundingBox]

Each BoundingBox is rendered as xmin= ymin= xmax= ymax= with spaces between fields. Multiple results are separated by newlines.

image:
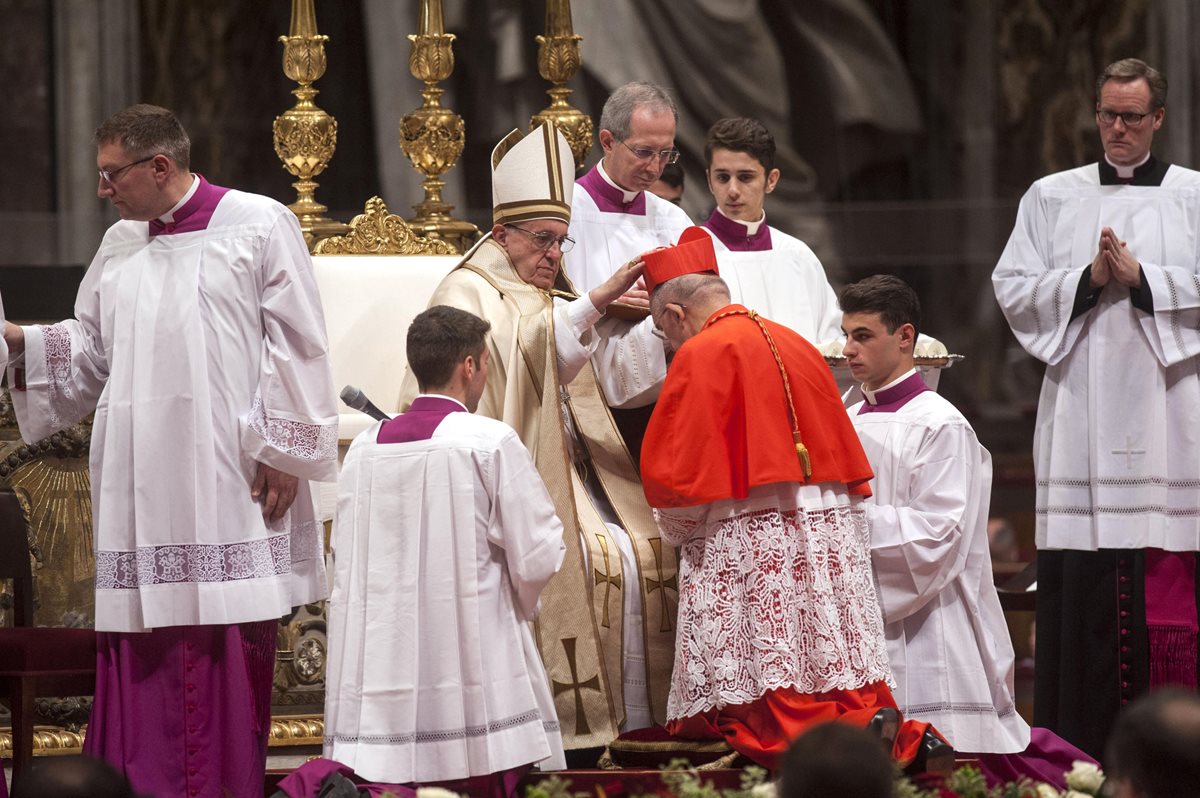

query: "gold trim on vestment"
xmin=493 ymin=200 xmax=572 ymax=226
xmin=543 ymin=123 xmax=564 ymax=204
xmin=492 ymin=129 xmax=524 ymax=169
xmin=567 ymin=364 xmax=679 ymax=723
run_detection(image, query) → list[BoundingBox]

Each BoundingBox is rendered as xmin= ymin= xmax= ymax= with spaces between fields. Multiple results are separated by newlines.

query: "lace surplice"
xmin=657 ymin=483 xmax=893 ymax=720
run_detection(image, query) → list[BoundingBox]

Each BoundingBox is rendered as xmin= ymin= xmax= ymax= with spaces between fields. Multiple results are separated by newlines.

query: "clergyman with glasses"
xmin=398 ymin=123 xmax=678 ymax=749
xmin=567 ymin=81 xmax=694 ymax=301
xmin=567 ymin=82 xmax=693 ymax=522
xmin=993 ymin=58 xmax=1200 ymax=758
xmin=2 ymin=104 xmax=339 ymax=796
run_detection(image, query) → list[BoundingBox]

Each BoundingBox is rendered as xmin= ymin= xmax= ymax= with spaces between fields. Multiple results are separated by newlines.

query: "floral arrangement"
xmin=895 ymin=760 xmax=1104 ymax=798
xmin=516 ymin=759 xmax=1105 ymax=798
xmin=523 ymin=760 xmax=770 ymax=798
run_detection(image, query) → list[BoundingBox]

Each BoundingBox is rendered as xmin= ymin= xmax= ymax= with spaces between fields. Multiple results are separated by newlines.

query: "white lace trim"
xmin=41 ymin=323 xmax=74 ymax=430
xmin=96 ymin=517 xmax=322 ymax=590
xmin=247 ymin=395 xmax=338 ymax=462
xmin=667 ymin=504 xmax=892 ymax=719
xmin=96 ymin=532 xmax=292 ymax=589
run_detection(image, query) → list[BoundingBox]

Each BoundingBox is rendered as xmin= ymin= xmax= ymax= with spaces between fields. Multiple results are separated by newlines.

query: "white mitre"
xmin=491 ymin=122 xmax=575 ymax=226
xmin=457 ymin=123 xmax=576 ymax=264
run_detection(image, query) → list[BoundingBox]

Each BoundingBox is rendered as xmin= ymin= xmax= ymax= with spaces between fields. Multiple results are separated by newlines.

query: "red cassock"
xmin=641 ymin=305 xmax=929 ymax=769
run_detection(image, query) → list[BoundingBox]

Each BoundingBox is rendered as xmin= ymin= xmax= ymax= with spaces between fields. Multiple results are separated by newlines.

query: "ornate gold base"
xmin=0 ymin=725 xmax=87 ymax=759
xmin=299 ymin=214 xmax=352 ymax=251
xmin=0 ymin=714 xmax=325 ymax=759
xmin=407 ymin=214 xmax=481 ymax=255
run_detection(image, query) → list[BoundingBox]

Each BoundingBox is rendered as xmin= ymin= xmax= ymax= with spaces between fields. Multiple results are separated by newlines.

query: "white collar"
xmin=598 ymin=160 xmax=641 ymax=204
xmin=159 ymin=175 xmax=200 ymax=223
xmin=716 ymin=206 xmax=766 ymax=236
xmin=1105 ymin=151 xmax=1150 ymax=179
xmin=861 ymin=367 xmax=916 ymax=406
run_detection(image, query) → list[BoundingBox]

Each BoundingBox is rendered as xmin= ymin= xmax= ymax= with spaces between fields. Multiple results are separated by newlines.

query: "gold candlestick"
xmin=272 ymin=0 xmax=347 ymax=248
xmin=399 ymin=0 xmax=478 ymax=253
xmin=531 ymin=0 xmax=593 ymax=171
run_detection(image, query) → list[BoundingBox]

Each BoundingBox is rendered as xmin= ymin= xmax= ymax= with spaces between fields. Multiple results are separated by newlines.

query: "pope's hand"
xmin=590 ymin=259 xmax=648 ymax=311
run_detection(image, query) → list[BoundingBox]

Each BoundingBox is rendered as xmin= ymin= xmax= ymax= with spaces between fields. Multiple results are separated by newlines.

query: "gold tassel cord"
xmin=708 ymin=308 xmax=813 ymax=478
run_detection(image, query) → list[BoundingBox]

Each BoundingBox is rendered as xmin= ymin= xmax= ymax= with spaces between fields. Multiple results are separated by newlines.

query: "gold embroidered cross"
xmin=643 ymin=537 xmax=677 ymax=633
xmin=593 ymin=533 xmax=622 ymax=628
xmin=551 ymin=637 xmax=602 ymax=736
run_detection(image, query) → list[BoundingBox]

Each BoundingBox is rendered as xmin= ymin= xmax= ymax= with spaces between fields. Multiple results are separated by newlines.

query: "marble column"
xmin=1155 ymin=0 xmax=1196 ymax=168
xmin=53 ymin=0 xmax=140 ymax=266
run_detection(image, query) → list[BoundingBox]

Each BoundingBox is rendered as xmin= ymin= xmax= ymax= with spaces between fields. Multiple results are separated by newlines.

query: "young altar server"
xmin=324 ymin=306 xmax=567 ymax=795
xmin=700 ymin=117 xmax=842 ymax=345
xmin=843 ymin=274 xmax=1093 ymax=788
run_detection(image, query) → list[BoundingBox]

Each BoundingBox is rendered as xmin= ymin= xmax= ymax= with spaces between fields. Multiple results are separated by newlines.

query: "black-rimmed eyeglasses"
xmin=1096 ymin=108 xmax=1154 ymax=127
xmin=620 ymin=140 xmax=681 ymax=165
xmin=506 ymin=224 xmax=575 ymax=253
xmin=98 ymin=155 xmax=157 ymax=185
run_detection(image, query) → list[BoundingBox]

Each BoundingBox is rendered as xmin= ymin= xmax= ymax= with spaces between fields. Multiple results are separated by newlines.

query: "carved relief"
xmin=313 ymin=197 xmax=458 ymax=256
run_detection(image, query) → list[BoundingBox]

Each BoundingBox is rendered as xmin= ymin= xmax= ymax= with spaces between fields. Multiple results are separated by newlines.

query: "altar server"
xmin=325 ymin=306 xmax=566 ymax=792
xmin=700 ymin=117 xmax=842 ymax=345
xmin=993 ymin=57 xmax=1200 ymax=757
xmin=3 ymin=104 xmax=338 ymax=797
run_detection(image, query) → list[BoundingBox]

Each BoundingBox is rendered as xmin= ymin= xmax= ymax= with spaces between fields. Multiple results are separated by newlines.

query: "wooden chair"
xmin=0 ymin=487 xmax=96 ymax=781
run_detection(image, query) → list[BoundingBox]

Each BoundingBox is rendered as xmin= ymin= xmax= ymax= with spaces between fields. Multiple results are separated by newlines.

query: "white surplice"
xmin=705 ymin=225 xmax=843 ymax=345
xmin=566 ymin=163 xmax=694 ymax=295
xmin=323 ymin=412 xmax=567 ymax=783
xmin=850 ymin=377 xmax=1030 ymax=753
xmin=567 ymin=164 xmax=692 ymax=411
xmin=555 ymin=292 xmax=667 ymax=409
xmin=8 ymin=189 xmax=338 ymax=632
xmin=992 ymin=163 xmax=1200 ymax=551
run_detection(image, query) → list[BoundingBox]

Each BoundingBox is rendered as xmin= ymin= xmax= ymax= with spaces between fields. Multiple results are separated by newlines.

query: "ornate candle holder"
xmin=272 ymin=0 xmax=347 ymax=248
xmin=530 ymin=0 xmax=593 ymax=171
xmin=398 ymin=0 xmax=478 ymax=253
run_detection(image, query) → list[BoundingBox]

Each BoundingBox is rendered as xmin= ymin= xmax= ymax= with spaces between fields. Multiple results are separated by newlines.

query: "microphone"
xmin=340 ymin=384 xmax=391 ymax=422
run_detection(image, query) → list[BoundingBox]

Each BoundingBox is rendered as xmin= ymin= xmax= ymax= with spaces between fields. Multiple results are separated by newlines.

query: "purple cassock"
xmin=85 ymin=622 xmax=276 ymax=798
xmin=375 ymin=395 xmax=464 ymax=444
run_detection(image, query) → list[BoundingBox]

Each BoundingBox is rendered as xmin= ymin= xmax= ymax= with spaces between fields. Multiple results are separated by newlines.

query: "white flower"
xmin=415 ymin=789 xmax=465 ymax=798
xmin=1064 ymin=760 xmax=1106 ymax=793
xmin=1034 ymin=784 xmax=1061 ymax=798
xmin=1063 ymin=792 xmax=1093 ymax=798
xmin=749 ymin=782 xmax=777 ymax=798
